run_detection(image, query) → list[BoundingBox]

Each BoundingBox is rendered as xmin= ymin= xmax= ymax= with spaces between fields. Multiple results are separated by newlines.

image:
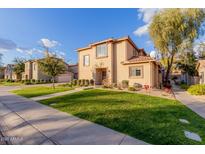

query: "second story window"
xmin=96 ymin=44 xmax=108 ymax=58
xmin=83 ymin=55 xmax=90 ymax=66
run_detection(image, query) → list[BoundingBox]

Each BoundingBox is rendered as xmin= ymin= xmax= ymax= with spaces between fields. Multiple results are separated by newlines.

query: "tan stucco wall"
xmin=78 ymin=42 xmax=114 ymax=82
xmin=117 ymin=63 xmax=152 ymax=86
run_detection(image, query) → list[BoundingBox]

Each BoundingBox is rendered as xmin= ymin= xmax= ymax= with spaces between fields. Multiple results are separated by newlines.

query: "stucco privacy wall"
xmin=197 ymin=60 xmax=205 ymax=84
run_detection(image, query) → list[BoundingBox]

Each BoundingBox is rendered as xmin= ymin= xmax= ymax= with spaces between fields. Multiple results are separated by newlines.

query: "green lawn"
xmin=40 ymin=89 xmax=205 ymax=145
xmin=0 ymin=82 xmax=22 ymax=86
xmin=12 ymin=86 xmax=73 ymax=98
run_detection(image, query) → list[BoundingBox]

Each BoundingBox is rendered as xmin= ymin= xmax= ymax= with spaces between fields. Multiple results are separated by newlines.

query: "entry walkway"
xmin=0 ymin=88 xmax=148 ymax=145
xmin=31 ymin=88 xmax=84 ymax=101
xmin=173 ymin=85 xmax=205 ymax=119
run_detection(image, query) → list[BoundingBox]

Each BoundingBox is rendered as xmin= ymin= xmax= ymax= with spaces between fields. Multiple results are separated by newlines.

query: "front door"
xmin=95 ymin=68 xmax=107 ymax=85
xmin=102 ymin=70 xmax=107 ymax=81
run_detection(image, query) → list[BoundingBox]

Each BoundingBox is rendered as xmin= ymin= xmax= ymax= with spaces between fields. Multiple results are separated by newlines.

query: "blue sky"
xmin=0 ymin=9 xmax=157 ymax=65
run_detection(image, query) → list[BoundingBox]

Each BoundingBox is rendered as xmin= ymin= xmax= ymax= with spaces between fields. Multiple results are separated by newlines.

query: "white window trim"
xmin=129 ymin=66 xmax=144 ymax=78
xmin=83 ymin=55 xmax=90 ymax=66
xmin=96 ymin=43 xmax=108 ymax=58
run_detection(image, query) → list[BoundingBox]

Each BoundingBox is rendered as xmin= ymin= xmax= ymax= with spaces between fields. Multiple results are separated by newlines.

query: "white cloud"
xmin=16 ymin=47 xmax=43 ymax=55
xmin=59 ymin=51 xmax=66 ymax=56
xmin=39 ymin=38 xmax=59 ymax=48
xmin=138 ymin=9 xmax=160 ymax=23
xmin=134 ymin=9 xmax=162 ymax=37
xmin=134 ymin=24 xmax=149 ymax=37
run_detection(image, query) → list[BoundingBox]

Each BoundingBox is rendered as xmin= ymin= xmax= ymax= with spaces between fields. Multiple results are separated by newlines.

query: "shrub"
xmin=180 ymin=83 xmax=189 ymax=90
xmin=77 ymin=80 xmax=82 ymax=86
xmin=81 ymin=79 xmax=85 ymax=86
xmin=122 ymin=80 xmax=129 ymax=88
xmin=133 ymin=83 xmax=142 ymax=90
xmin=85 ymin=79 xmax=89 ymax=87
xmin=68 ymin=82 xmax=73 ymax=87
xmin=6 ymin=79 xmax=11 ymax=82
xmin=21 ymin=80 xmax=25 ymax=83
xmin=112 ymin=83 xmax=117 ymax=88
xmin=0 ymin=79 xmax=5 ymax=82
xmin=117 ymin=83 xmax=123 ymax=90
xmin=90 ymin=79 xmax=94 ymax=86
xmin=128 ymin=87 xmax=136 ymax=91
xmin=72 ymin=79 xmax=77 ymax=86
xmin=35 ymin=80 xmax=40 ymax=84
xmin=31 ymin=79 xmax=35 ymax=83
xmin=102 ymin=78 xmax=112 ymax=88
xmin=188 ymin=84 xmax=205 ymax=95
xmin=24 ymin=80 xmax=31 ymax=85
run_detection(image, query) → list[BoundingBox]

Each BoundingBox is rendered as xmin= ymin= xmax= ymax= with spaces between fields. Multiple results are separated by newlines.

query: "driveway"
xmin=0 ymin=86 xmax=148 ymax=145
xmin=173 ymin=85 xmax=205 ymax=119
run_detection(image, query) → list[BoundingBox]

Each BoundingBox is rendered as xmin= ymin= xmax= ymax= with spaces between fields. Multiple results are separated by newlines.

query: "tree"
xmin=13 ymin=58 xmax=26 ymax=80
xmin=195 ymin=42 xmax=205 ymax=58
xmin=38 ymin=54 xmax=67 ymax=89
xmin=176 ymin=50 xmax=197 ymax=84
xmin=149 ymin=9 xmax=205 ymax=85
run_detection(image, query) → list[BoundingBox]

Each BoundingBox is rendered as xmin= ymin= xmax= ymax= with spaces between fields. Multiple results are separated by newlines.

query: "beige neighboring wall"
xmin=78 ymin=36 xmax=162 ymax=88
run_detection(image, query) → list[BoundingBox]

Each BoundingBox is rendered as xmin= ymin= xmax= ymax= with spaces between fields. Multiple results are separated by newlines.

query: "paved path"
xmin=173 ymin=85 xmax=205 ymax=119
xmin=0 ymin=87 xmax=148 ymax=145
xmin=31 ymin=88 xmax=83 ymax=101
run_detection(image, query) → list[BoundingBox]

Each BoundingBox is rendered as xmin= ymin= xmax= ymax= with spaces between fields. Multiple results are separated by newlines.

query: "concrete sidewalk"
xmin=173 ymin=85 xmax=205 ymax=119
xmin=0 ymin=89 xmax=148 ymax=145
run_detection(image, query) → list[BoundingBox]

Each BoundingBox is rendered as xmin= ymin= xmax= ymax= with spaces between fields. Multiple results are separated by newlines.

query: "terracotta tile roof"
xmin=122 ymin=56 xmax=161 ymax=67
xmin=128 ymin=56 xmax=154 ymax=62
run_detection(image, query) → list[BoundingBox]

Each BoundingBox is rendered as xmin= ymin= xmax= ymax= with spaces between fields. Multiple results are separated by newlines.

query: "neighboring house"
xmin=77 ymin=36 xmax=162 ymax=88
xmin=0 ymin=67 xmax=5 ymax=79
xmin=68 ymin=64 xmax=78 ymax=79
xmin=4 ymin=64 xmax=20 ymax=80
xmin=22 ymin=58 xmax=74 ymax=83
xmin=196 ymin=59 xmax=205 ymax=84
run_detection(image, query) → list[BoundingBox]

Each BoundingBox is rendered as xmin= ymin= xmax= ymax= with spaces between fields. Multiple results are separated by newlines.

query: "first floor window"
xmin=130 ymin=66 xmax=143 ymax=77
xmin=83 ymin=55 xmax=90 ymax=66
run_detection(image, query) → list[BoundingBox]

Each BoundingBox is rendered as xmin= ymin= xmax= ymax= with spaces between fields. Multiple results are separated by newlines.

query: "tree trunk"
xmin=52 ymin=76 xmax=55 ymax=89
xmin=164 ymin=54 xmax=174 ymax=85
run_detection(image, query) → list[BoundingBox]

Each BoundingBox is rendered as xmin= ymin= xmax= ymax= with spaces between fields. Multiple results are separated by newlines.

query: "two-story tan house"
xmin=77 ymin=36 xmax=162 ymax=88
xmin=4 ymin=64 xmax=20 ymax=80
xmin=196 ymin=59 xmax=205 ymax=84
xmin=22 ymin=58 xmax=74 ymax=83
